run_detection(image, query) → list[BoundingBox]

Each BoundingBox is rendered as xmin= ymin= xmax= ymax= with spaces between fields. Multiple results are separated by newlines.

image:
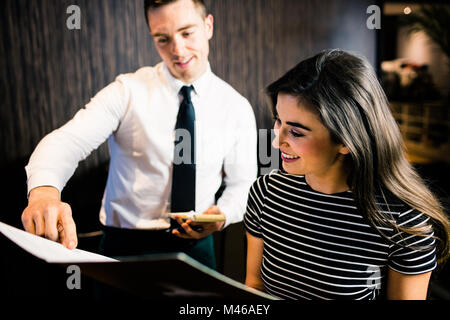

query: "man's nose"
xmin=171 ymin=37 xmax=185 ymax=56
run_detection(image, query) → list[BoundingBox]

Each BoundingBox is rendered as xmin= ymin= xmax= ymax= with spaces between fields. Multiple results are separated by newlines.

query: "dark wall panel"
xmin=1 ymin=0 xmax=376 ymax=168
xmin=208 ymin=0 xmax=376 ymax=129
xmin=0 ymin=0 xmax=159 ymax=171
xmin=0 ymin=0 xmax=377 ymax=281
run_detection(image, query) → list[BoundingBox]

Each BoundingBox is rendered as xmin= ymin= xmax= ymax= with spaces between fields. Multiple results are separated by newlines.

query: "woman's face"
xmin=272 ymin=93 xmax=349 ymax=178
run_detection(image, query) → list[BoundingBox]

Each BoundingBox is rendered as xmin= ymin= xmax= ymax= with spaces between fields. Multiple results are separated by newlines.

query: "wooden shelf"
xmin=389 ymin=101 xmax=449 ymax=163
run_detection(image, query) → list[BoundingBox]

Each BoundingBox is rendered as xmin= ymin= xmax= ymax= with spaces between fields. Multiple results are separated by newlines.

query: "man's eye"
xmin=157 ymin=38 xmax=168 ymax=44
xmin=183 ymin=31 xmax=192 ymax=37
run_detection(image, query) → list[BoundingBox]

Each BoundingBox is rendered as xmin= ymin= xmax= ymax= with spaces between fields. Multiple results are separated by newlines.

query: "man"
xmin=21 ymin=0 xmax=257 ymax=269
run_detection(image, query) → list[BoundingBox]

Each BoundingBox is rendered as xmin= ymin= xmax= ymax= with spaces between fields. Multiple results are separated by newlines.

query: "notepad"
xmin=170 ymin=211 xmax=226 ymax=222
xmin=0 ymin=221 xmax=117 ymax=263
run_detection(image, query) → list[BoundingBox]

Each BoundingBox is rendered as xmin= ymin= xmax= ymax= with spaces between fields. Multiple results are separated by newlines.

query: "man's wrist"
xmin=28 ymin=186 xmax=61 ymax=203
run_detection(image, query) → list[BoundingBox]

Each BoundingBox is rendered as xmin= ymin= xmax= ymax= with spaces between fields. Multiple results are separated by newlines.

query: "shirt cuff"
xmin=26 ymin=170 xmax=64 ymax=197
xmin=216 ymin=201 xmax=242 ymax=230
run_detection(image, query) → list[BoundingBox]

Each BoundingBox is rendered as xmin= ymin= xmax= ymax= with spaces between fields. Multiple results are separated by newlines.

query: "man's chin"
xmin=173 ymin=62 xmax=208 ymax=83
xmin=167 ymin=63 xmax=187 ymax=77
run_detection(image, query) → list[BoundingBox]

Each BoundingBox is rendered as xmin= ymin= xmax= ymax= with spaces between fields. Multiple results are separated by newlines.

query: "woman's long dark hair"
xmin=266 ymin=49 xmax=449 ymax=264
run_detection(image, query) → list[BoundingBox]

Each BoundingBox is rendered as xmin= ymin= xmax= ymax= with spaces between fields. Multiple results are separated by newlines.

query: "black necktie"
xmin=171 ymin=85 xmax=196 ymax=213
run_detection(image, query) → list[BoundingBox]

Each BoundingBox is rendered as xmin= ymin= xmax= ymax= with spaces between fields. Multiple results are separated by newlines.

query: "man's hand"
xmin=172 ymin=205 xmax=225 ymax=240
xmin=21 ymin=186 xmax=78 ymax=249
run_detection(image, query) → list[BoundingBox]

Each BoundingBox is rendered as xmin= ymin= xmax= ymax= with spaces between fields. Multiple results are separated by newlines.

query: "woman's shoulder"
xmin=264 ymin=168 xmax=306 ymax=181
xmin=250 ymin=170 xmax=310 ymax=200
xmin=374 ymin=190 xmax=405 ymax=210
xmin=375 ymin=190 xmax=429 ymax=226
xmin=253 ymin=169 xmax=306 ymax=186
xmin=250 ymin=171 xmax=272 ymax=195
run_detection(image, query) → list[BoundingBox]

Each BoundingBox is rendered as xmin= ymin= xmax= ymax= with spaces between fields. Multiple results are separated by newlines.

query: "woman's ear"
xmin=339 ymin=145 xmax=350 ymax=155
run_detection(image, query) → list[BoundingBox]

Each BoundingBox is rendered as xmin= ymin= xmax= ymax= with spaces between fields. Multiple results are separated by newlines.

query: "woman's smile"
xmin=280 ymin=151 xmax=300 ymax=162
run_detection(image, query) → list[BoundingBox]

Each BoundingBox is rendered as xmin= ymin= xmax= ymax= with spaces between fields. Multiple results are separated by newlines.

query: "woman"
xmin=244 ymin=49 xmax=449 ymax=300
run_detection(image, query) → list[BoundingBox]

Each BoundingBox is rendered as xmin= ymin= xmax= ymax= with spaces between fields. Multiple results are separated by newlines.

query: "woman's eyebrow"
xmin=286 ymin=121 xmax=312 ymax=131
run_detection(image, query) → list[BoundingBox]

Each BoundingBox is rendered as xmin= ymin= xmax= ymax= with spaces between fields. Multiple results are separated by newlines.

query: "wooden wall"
xmin=0 ymin=0 xmax=377 ymax=283
xmin=1 ymin=0 xmax=377 ymax=169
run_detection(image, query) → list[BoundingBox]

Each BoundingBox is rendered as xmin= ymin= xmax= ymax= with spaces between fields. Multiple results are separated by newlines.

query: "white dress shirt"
xmin=25 ymin=62 xmax=257 ymax=230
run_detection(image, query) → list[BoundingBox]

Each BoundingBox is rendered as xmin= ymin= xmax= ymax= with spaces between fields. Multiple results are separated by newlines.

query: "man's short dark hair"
xmin=144 ymin=0 xmax=207 ymax=26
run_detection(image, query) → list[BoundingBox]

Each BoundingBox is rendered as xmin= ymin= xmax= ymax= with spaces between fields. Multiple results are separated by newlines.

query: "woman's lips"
xmin=281 ymin=151 xmax=300 ymax=163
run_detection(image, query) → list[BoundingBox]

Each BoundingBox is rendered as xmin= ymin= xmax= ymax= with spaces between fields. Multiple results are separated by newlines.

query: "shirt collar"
xmin=162 ymin=62 xmax=212 ymax=98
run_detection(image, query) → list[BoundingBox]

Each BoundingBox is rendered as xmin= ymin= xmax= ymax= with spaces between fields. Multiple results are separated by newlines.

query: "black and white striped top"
xmin=244 ymin=170 xmax=437 ymax=300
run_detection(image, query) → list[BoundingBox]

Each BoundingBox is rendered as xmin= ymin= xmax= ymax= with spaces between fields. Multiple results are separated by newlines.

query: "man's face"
xmin=147 ymin=0 xmax=213 ymax=84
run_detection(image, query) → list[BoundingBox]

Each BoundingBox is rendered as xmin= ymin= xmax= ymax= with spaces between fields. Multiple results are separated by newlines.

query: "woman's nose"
xmin=272 ymin=128 xmax=287 ymax=149
xmin=272 ymin=129 xmax=287 ymax=149
xmin=272 ymin=130 xmax=279 ymax=149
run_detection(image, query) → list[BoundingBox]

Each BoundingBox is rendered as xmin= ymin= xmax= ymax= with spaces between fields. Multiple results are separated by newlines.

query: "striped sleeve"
xmin=244 ymin=174 xmax=269 ymax=238
xmin=388 ymin=208 xmax=437 ymax=275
